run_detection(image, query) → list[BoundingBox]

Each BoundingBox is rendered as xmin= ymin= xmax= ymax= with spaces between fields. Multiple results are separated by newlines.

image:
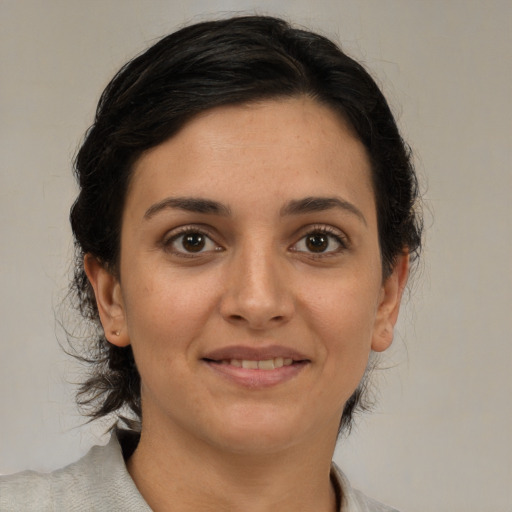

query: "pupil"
xmin=306 ymin=233 xmax=328 ymax=252
xmin=183 ymin=233 xmax=205 ymax=252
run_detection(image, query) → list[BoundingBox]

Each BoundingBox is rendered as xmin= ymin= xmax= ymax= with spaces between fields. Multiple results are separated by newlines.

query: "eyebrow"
xmin=143 ymin=195 xmax=366 ymax=225
xmin=144 ymin=197 xmax=231 ymax=219
xmin=280 ymin=196 xmax=367 ymax=225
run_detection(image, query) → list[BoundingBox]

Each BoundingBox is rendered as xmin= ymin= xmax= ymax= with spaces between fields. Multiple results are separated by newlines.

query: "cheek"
xmin=303 ymin=270 xmax=381 ymax=342
xmin=122 ymin=267 xmax=220 ymax=358
xmin=301 ymin=272 xmax=381 ymax=391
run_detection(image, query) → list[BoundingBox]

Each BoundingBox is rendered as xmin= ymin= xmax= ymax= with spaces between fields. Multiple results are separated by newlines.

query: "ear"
xmin=84 ymin=254 xmax=130 ymax=347
xmin=371 ymin=253 xmax=410 ymax=353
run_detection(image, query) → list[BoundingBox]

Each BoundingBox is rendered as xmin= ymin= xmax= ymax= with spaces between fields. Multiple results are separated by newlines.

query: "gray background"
xmin=1 ymin=1 xmax=511 ymax=510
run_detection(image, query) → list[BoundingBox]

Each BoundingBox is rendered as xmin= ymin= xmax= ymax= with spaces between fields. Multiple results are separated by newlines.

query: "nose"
xmin=219 ymin=241 xmax=295 ymax=330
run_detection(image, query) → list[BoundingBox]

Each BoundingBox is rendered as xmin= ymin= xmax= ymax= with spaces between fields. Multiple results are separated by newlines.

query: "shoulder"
xmin=0 ymin=469 xmax=53 ymax=512
xmin=0 ymin=434 xmax=151 ymax=511
xmin=331 ymin=462 xmax=400 ymax=512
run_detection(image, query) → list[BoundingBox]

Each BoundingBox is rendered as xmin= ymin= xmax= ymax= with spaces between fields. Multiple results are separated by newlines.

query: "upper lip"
xmin=202 ymin=345 xmax=310 ymax=362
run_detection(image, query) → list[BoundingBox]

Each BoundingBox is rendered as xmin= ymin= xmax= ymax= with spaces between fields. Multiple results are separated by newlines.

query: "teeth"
xmin=258 ymin=359 xmax=275 ymax=370
xmin=227 ymin=357 xmax=295 ymax=370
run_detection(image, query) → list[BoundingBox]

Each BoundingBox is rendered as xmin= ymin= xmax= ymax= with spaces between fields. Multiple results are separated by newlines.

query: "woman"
xmin=1 ymin=15 xmax=421 ymax=511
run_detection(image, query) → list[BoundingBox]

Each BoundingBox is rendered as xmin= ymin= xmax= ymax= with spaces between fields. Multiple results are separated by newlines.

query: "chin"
xmin=200 ymin=406 xmax=318 ymax=455
xmin=212 ymin=428 xmax=299 ymax=456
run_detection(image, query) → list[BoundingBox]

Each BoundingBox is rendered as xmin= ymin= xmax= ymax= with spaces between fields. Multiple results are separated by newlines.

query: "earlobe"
xmin=371 ymin=253 xmax=409 ymax=352
xmin=84 ymin=254 xmax=130 ymax=347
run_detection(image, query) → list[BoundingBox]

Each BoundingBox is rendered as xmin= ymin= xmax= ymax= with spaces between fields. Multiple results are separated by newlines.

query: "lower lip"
xmin=203 ymin=360 xmax=309 ymax=389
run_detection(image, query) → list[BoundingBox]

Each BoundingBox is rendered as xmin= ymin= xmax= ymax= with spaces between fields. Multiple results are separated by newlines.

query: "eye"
xmin=292 ymin=228 xmax=347 ymax=255
xmin=164 ymin=229 xmax=221 ymax=255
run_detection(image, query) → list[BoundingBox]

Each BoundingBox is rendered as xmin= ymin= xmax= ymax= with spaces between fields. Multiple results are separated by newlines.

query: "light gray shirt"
xmin=0 ymin=435 xmax=399 ymax=511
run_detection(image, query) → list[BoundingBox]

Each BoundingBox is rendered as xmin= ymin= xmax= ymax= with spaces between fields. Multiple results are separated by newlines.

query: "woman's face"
xmin=91 ymin=97 xmax=406 ymax=454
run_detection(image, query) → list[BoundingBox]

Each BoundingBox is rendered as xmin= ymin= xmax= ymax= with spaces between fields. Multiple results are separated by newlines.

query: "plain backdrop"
xmin=1 ymin=1 xmax=511 ymax=511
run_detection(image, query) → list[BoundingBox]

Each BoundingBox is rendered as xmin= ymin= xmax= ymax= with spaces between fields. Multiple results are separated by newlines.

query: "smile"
xmin=202 ymin=347 xmax=310 ymax=388
xmin=215 ymin=357 xmax=295 ymax=370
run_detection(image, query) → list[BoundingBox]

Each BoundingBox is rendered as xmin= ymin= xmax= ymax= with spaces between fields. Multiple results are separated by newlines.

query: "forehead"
xmin=127 ymin=97 xmax=375 ymax=219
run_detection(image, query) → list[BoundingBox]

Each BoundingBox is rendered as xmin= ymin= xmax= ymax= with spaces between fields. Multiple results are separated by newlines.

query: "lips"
xmin=223 ymin=357 xmax=294 ymax=370
xmin=203 ymin=345 xmax=309 ymax=363
xmin=202 ymin=345 xmax=310 ymax=388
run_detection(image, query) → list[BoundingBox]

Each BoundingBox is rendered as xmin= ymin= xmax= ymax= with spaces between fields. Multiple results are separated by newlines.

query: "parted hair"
xmin=69 ymin=15 xmax=422 ymax=433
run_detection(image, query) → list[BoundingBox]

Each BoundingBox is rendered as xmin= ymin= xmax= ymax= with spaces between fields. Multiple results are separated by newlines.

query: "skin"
xmin=86 ymin=97 xmax=408 ymax=512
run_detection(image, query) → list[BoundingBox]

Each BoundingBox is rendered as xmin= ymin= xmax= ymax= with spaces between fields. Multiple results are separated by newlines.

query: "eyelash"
xmin=162 ymin=226 xmax=222 ymax=257
xmin=162 ymin=225 xmax=348 ymax=258
xmin=291 ymin=225 xmax=349 ymax=257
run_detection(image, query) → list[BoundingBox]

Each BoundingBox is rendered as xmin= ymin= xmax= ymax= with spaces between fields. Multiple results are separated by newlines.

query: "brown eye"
xmin=305 ymin=233 xmax=329 ymax=252
xmin=292 ymin=229 xmax=346 ymax=255
xmin=182 ymin=233 xmax=206 ymax=252
xmin=165 ymin=230 xmax=219 ymax=255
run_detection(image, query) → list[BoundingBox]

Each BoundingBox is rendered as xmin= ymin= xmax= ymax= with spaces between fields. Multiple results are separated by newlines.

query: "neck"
xmin=126 ymin=420 xmax=339 ymax=512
